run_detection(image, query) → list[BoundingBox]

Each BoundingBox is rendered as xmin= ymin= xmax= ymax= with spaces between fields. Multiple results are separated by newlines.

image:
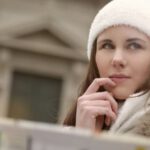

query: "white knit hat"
xmin=87 ymin=0 xmax=150 ymax=59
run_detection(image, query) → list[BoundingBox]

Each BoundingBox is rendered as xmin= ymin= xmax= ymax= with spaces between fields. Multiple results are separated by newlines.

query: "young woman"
xmin=63 ymin=0 xmax=150 ymax=137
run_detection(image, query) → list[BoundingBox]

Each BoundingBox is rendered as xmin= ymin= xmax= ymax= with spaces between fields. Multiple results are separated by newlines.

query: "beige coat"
xmin=110 ymin=91 xmax=150 ymax=137
xmin=129 ymin=109 xmax=150 ymax=137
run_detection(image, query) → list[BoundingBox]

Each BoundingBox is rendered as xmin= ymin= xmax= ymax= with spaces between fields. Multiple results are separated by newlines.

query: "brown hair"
xmin=63 ymin=41 xmax=101 ymax=126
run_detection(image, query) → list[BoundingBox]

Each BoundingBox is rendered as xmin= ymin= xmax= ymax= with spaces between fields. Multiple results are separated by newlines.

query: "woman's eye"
xmin=101 ymin=43 xmax=114 ymax=49
xmin=128 ymin=43 xmax=142 ymax=50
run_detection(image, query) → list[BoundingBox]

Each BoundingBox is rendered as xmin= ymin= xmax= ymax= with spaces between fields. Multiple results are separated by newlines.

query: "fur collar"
xmin=130 ymin=109 xmax=150 ymax=137
xmin=109 ymin=91 xmax=150 ymax=137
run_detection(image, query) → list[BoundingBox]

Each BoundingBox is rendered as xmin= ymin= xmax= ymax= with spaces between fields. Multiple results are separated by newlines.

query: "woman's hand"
xmin=76 ymin=78 xmax=118 ymax=132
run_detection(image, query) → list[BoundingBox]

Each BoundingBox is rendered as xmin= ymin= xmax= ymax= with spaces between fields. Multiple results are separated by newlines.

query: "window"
xmin=8 ymin=71 xmax=62 ymax=123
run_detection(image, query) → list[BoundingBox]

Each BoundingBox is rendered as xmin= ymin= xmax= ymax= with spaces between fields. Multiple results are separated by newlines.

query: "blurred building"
xmin=0 ymin=0 xmax=109 ymax=124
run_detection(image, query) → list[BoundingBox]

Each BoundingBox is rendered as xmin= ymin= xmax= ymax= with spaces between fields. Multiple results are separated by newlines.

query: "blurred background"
xmin=0 ymin=0 xmax=109 ymax=124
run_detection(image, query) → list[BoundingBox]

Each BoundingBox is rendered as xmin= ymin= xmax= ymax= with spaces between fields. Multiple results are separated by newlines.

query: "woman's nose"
xmin=111 ymin=50 xmax=127 ymax=68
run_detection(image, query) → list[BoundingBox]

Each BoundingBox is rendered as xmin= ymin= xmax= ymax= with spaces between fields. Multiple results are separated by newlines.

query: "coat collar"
xmin=110 ymin=90 xmax=150 ymax=134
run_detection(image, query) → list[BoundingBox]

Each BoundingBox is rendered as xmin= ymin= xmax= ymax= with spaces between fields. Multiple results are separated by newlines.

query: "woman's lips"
xmin=109 ymin=75 xmax=130 ymax=83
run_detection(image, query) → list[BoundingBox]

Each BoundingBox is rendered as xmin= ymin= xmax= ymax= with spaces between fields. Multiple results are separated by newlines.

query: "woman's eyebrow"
xmin=126 ymin=38 xmax=146 ymax=43
xmin=97 ymin=39 xmax=112 ymax=44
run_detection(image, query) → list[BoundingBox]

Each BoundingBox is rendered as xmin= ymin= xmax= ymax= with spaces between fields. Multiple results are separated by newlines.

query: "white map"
xmin=0 ymin=119 xmax=149 ymax=150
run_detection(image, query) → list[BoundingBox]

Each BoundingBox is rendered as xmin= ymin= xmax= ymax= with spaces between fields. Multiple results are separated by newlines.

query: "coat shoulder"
xmin=131 ymin=109 xmax=150 ymax=137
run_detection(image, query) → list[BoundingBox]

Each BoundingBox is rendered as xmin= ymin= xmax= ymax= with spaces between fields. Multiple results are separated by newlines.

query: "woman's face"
xmin=96 ymin=26 xmax=150 ymax=100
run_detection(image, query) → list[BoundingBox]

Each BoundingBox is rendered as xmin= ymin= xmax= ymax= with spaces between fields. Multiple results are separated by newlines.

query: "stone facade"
xmin=0 ymin=0 xmax=109 ymax=123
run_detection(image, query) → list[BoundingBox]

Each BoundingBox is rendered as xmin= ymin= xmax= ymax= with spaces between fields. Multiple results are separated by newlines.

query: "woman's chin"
xmin=112 ymin=93 xmax=129 ymax=100
xmin=108 ymin=88 xmax=135 ymax=101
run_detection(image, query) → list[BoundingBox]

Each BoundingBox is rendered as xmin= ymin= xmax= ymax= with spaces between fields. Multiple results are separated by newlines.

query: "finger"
xmin=104 ymin=108 xmax=117 ymax=121
xmin=79 ymin=100 xmax=114 ymax=115
xmin=82 ymin=106 xmax=117 ymax=121
xmin=78 ymin=100 xmax=117 ymax=122
xmin=102 ymin=92 xmax=118 ymax=114
xmin=78 ymin=99 xmax=111 ymax=107
xmin=105 ymin=116 xmax=111 ymax=126
xmin=79 ymin=92 xmax=118 ymax=114
xmin=84 ymin=78 xmax=116 ymax=95
xmin=77 ymin=106 xmax=116 ymax=131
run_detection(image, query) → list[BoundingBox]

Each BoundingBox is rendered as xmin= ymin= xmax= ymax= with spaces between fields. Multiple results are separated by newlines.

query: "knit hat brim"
xmin=87 ymin=0 xmax=150 ymax=59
